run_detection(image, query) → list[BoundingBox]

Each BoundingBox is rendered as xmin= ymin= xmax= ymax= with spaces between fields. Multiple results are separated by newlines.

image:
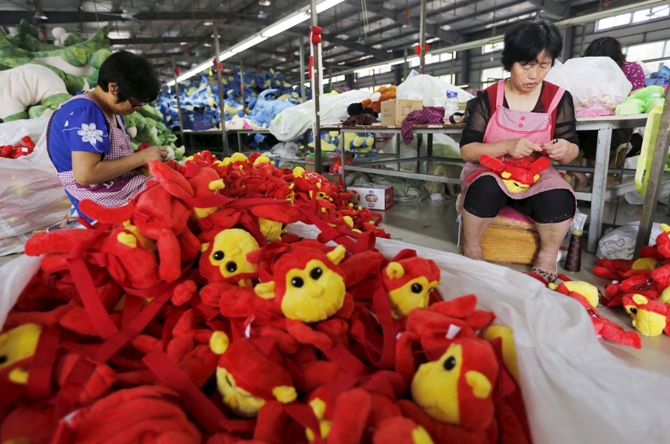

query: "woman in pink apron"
xmin=459 ymin=18 xmax=581 ymax=283
xmin=47 ymin=50 xmax=169 ymax=222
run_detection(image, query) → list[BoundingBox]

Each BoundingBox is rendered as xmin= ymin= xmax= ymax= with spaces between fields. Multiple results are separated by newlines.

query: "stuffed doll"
xmin=253 ymin=242 xmax=349 ymax=324
xmin=397 ymin=337 xmax=499 ymax=443
xmin=209 ymin=331 xmax=297 ymax=418
xmin=48 ymin=385 xmax=203 ymax=443
xmin=80 ymin=160 xmax=202 ymax=283
xmin=548 ymin=279 xmax=601 ymax=308
xmin=199 ymin=228 xmax=261 ymax=285
xmin=476 ymin=154 xmax=551 ymax=193
xmin=623 ymin=293 xmax=670 ymax=337
xmin=360 ymin=85 xmax=397 ymax=115
xmin=381 ymin=252 xmax=441 ymax=320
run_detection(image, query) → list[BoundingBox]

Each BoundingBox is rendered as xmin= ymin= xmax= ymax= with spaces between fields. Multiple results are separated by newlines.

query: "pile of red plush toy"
xmin=1 ymin=135 xmax=35 ymax=159
xmin=1 ymin=152 xmax=531 ymax=444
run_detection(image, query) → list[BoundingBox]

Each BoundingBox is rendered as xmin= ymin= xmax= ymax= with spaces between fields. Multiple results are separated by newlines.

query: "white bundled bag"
xmin=0 ymin=117 xmax=71 ymax=255
xmin=269 ymin=89 xmax=370 ymax=142
xmin=545 ymin=57 xmax=632 ymax=116
xmin=396 ymin=69 xmax=473 ymax=106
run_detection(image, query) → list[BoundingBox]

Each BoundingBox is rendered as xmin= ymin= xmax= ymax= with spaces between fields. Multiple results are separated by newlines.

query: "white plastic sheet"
xmin=3 ymin=225 xmax=670 ymax=444
xmin=0 ymin=117 xmax=71 ymax=254
xmin=545 ymin=57 xmax=632 ymax=115
xmin=396 ymin=70 xmax=474 ymax=106
xmin=269 ymin=90 xmax=370 ymax=142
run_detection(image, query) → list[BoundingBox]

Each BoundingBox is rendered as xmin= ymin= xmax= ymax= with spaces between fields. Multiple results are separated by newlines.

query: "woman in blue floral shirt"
xmin=47 ymin=50 xmax=168 ymax=222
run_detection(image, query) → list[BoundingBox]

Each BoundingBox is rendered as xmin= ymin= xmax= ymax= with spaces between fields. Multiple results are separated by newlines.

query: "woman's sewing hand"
xmin=507 ymin=138 xmax=543 ymax=158
xmin=542 ymin=138 xmax=569 ymax=161
xmin=141 ymin=146 xmax=169 ymax=163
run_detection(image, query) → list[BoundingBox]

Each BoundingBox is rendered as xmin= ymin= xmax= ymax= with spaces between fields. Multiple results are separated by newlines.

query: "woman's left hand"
xmin=542 ymin=138 xmax=570 ymax=161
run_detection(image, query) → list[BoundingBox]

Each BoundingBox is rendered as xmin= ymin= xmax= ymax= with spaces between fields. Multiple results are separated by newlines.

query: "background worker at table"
xmin=572 ymin=36 xmax=647 ymax=190
xmin=459 ymin=18 xmax=580 ymax=283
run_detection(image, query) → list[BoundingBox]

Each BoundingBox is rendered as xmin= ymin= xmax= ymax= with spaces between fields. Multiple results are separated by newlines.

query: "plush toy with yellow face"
xmin=411 ymin=337 xmax=498 ymax=431
xmin=209 ymin=331 xmax=297 ymax=418
xmin=382 ymin=255 xmax=441 ymax=319
xmin=199 ymin=228 xmax=260 ymax=285
xmin=478 ymin=154 xmax=551 ymax=193
xmin=0 ymin=323 xmax=42 ymax=414
xmin=254 ymin=243 xmax=348 ymax=323
xmin=623 ymin=293 xmax=670 ymax=337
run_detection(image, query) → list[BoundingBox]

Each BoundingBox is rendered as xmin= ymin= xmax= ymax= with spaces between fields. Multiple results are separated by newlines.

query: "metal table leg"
xmin=587 ymin=127 xmax=613 ymax=253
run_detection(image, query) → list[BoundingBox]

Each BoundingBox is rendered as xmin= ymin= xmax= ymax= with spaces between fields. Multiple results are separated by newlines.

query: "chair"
xmin=458 ymin=202 xmax=539 ymax=265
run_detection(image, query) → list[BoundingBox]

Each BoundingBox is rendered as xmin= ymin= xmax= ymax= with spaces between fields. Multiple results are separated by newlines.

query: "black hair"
xmin=584 ymin=37 xmax=626 ymax=67
xmin=501 ymin=18 xmax=563 ymax=70
xmin=97 ymin=50 xmax=160 ymax=104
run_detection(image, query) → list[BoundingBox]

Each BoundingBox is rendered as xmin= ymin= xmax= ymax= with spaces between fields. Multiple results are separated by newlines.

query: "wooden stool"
xmin=459 ymin=205 xmax=539 ymax=265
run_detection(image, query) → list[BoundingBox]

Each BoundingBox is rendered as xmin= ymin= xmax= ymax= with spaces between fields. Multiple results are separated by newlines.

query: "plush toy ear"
xmin=479 ymin=154 xmax=504 ymax=173
xmin=255 ymin=281 xmax=276 ymax=299
xmin=326 ymin=245 xmax=346 ymax=265
xmin=148 ymin=160 xmax=194 ymax=200
xmin=272 ymin=385 xmax=298 ymax=404
xmin=385 ymin=262 xmax=405 ymax=279
xmin=210 ymin=331 xmax=230 ymax=355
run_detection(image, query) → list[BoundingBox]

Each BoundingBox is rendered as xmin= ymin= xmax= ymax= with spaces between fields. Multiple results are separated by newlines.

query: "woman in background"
xmin=459 ymin=18 xmax=580 ymax=283
xmin=47 ymin=50 xmax=168 ymax=223
xmin=572 ymin=36 xmax=646 ymax=189
xmin=584 ymin=36 xmax=646 ymax=91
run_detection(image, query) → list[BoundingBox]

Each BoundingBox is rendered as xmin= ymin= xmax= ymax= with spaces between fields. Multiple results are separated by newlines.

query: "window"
xmin=438 ymin=74 xmax=455 ymax=85
xmin=625 ymin=41 xmax=667 ymax=62
xmin=328 ymin=74 xmax=345 ymax=83
xmin=633 ymin=6 xmax=669 ymax=23
xmin=481 ymin=67 xmax=505 ymax=88
xmin=596 ymin=5 xmax=669 ymax=31
xmin=482 ymin=42 xmax=504 ymax=54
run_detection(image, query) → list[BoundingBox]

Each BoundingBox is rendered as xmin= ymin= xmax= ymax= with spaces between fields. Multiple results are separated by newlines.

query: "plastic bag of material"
xmin=0 ymin=117 xmax=71 ymax=255
xmin=597 ymin=221 xmax=665 ymax=259
xmin=396 ymin=70 xmax=474 ymax=107
xmin=270 ymin=89 xmax=370 ymax=141
xmin=284 ymin=223 xmax=670 ymax=444
xmin=545 ymin=57 xmax=632 ymax=116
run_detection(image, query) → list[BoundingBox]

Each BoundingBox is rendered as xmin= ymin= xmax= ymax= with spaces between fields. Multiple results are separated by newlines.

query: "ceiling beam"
xmin=525 ymin=0 xmax=571 ymax=19
xmin=0 ymin=10 xmax=263 ymax=26
xmin=352 ymin=0 xmax=462 ymax=44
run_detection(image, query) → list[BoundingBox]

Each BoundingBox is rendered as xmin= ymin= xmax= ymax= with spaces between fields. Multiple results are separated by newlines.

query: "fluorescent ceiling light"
xmin=231 ymin=35 xmax=267 ymax=54
xmin=262 ymin=12 xmax=309 ymax=37
xmin=163 ymin=0 xmax=345 ymax=86
xmin=316 ymin=0 xmax=345 ymax=13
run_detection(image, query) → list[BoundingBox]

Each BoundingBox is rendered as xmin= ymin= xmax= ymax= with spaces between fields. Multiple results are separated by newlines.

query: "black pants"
xmin=463 ymin=176 xmax=575 ymax=223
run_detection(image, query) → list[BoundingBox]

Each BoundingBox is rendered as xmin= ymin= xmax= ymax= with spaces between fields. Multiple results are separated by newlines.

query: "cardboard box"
xmin=348 ymin=184 xmax=394 ymax=210
xmin=380 ymin=99 xmax=423 ymax=126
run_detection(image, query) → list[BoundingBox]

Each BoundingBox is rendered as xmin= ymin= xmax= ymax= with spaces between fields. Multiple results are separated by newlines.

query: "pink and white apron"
xmin=460 ymin=80 xmax=574 ymax=200
xmin=48 ymin=95 xmax=149 ymax=213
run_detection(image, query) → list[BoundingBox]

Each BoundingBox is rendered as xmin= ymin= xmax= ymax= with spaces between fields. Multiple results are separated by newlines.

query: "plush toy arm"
xmin=478 ymin=154 xmax=505 ymax=173
xmin=78 ymin=199 xmax=134 ymax=223
xmin=286 ymin=319 xmax=334 ymax=350
xmin=157 ymin=228 xmax=182 ymax=282
xmin=24 ymin=230 xmax=97 ymax=256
